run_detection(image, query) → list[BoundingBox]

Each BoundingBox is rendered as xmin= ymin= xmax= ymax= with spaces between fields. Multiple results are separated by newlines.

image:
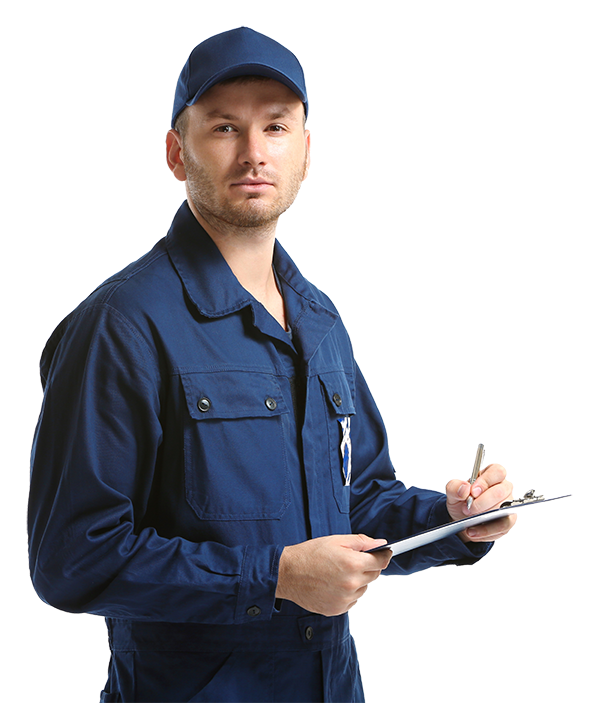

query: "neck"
xmin=188 ymin=199 xmax=287 ymax=329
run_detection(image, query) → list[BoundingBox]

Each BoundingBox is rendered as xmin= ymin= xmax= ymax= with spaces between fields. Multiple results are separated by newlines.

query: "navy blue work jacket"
xmin=29 ymin=202 xmax=489 ymax=702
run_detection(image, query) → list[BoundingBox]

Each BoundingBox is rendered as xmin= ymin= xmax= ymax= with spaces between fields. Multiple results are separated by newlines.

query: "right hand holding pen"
xmin=275 ymin=534 xmax=392 ymax=617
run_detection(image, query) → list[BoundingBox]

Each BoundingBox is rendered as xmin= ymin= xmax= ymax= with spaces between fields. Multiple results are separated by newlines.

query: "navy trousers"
xmin=100 ymin=613 xmax=365 ymax=702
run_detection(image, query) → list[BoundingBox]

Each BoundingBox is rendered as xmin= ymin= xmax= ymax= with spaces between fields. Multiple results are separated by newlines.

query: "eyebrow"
xmin=202 ymin=110 xmax=239 ymax=122
xmin=201 ymin=106 xmax=298 ymax=124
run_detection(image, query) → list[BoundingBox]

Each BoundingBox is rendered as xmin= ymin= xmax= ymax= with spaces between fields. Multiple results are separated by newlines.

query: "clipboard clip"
xmin=501 ymin=489 xmax=545 ymax=508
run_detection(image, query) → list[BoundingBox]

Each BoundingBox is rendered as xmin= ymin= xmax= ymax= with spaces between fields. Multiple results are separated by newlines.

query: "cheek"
xmin=185 ymin=139 xmax=231 ymax=172
xmin=274 ymin=143 xmax=309 ymax=177
xmin=197 ymin=151 xmax=224 ymax=176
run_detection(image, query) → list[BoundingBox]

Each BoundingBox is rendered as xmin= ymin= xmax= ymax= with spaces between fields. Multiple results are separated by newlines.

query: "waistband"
xmin=107 ymin=612 xmax=350 ymax=654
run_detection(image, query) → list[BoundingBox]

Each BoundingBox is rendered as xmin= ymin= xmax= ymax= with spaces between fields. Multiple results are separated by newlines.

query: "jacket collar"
xmin=165 ymin=201 xmax=339 ymax=360
xmin=166 ymin=201 xmax=254 ymax=318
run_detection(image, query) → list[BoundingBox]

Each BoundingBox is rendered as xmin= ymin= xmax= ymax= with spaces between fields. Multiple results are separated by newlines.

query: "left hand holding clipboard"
xmin=446 ymin=451 xmax=518 ymax=543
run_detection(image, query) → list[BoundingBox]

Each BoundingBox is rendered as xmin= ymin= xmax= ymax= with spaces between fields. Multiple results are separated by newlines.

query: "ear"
xmin=166 ymin=129 xmax=187 ymax=182
xmin=302 ymin=129 xmax=311 ymax=181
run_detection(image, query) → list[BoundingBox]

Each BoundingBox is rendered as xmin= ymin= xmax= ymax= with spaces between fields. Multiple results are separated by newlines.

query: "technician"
xmin=29 ymin=27 xmax=516 ymax=703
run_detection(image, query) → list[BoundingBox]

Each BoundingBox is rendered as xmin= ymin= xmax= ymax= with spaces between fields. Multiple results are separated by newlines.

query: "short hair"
xmin=173 ymin=107 xmax=189 ymax=139
xmin=173 ymin=75 xmax=305 ymax=139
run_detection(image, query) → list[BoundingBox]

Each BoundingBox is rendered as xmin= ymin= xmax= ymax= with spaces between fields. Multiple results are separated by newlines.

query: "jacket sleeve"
xmin=348 ymin=363 xmax=492 ymax=574
xmin=28 ymin=303 xmax=282 ymax=625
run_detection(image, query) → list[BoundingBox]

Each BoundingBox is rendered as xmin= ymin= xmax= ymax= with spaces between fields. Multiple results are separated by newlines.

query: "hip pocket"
xmin=188 ymin=652 xmax=272 ymax=702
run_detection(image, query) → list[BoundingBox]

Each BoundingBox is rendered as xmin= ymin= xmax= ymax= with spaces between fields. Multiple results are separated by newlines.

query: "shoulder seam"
xmin=95 ymin=248 xmax=168 ymax=305
xmin=67 ymin=302 xmax=159 ymax=369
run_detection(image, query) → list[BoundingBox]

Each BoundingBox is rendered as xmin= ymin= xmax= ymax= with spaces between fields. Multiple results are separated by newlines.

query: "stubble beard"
xmin=183 ymin=146 xmax=307 ymax=238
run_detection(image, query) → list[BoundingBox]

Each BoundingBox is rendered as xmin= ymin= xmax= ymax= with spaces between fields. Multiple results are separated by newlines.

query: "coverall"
xmin=29 ymin=202 xmax=489 ymax=702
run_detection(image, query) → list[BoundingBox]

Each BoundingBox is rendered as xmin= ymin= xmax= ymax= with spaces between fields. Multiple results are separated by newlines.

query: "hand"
xmin=446 ymin=463 xmax=517 ymax=543
xmin=276 ymin=534 xmax=392 ymax=617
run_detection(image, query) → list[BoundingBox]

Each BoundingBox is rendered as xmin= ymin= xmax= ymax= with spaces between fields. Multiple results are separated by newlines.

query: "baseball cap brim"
xmin=184 ymin=63 xmax=308 ymax=114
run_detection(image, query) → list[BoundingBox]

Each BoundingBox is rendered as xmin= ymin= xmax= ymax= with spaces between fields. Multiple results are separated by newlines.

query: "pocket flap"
xmin=318 ymin=371 xmax=356 ymax=416
xmin=181 ymin=370 xmax=289 ymax=421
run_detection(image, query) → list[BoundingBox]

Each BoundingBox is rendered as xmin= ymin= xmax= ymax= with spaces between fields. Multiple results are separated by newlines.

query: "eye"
xmin=214 ymin=125 xmax=236 ymax=134
xmin=267 ymin=124 xmax=286 ymax=133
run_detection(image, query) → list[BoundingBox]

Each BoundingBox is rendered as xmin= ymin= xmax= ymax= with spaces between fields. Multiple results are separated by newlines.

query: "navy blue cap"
xmin=172 ymin=27 xmax=308 ymax=127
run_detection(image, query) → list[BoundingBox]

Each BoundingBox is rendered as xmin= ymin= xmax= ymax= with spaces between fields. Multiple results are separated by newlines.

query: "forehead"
xmin=190 ymin=78 xmax=305 ymax=122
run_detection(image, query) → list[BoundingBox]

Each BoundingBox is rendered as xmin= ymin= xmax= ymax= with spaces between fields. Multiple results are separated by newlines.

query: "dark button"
xmin=305 ymin=626 xmax=314 ymax=641
xmin=197 ymin=397 xmax=211 ymax=413
xmin=246 ymin=606 xmax=261 ymax=617
xmin=332 ymin=393 xmax=342 ymax=407
xmin=265 ymin=397 xmax=277 ymax=411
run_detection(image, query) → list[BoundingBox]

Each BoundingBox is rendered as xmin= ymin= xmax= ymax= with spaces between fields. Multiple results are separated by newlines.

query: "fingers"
xmin=461 ymin=513 xmax=517 ymax=542
xmin=276 ymin=534 xmax=392 ymax=617
xmin=446 ymin=463 xmax=518 ymax=543
xmin=467 ymin=464 xmax=513 ymax=515
xmin=474 ymin=463 xmax=509 ymax=495
xmin=362 ymin=545 xmax=393 ymax=573
xmin=353 ymin=584 xmax=369 ymax=601
xmin=342 ymin=533 xmax=393 ymax=571
xmin=336 ymin=566 xmax=381 ymax=611
xmin=344 ymin=584 xmax=380 ymax=612
xmin=446 ymin=479 xmax=470 ymax=508
xmin=343 ymin=533 xmax=388 ymax=552
xmin=360 ymin=554 xmax=392 ymax=577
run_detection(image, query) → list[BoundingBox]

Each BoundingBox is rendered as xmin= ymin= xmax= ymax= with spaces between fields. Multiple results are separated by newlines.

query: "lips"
xmin=233 ymin=178 xmax=272 ymax=186
xmin=230 ymin=177 xmax=274 ymax=193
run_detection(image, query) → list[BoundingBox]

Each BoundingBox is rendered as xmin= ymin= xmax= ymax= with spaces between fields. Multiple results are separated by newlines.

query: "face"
xmin=170 ymin=78 xmax=310 ymax=234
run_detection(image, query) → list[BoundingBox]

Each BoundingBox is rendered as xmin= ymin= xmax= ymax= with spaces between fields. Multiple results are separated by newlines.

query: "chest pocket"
xmin=180 ymin=371 xmax=291 ymax=521
xmin=318 ymin=371 xmax=356 ymax=514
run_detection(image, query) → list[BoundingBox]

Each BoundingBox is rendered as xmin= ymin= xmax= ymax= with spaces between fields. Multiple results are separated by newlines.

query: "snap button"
xmin=305 ymin=626 xmax=314 ymax=640
xmin=332 ymin=393 xmax=342 ymax=407
xmin=197 ymin=397 xmax=211 ymax=412
xmin=246 ymin=605 xmax=261 ymax=617
xmin=265 ymin=397 xmax=277 ymax=411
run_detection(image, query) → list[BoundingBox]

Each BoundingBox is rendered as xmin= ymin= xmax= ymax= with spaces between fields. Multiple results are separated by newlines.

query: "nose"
xmin=238 ymin=128 xmax=267 ymax=169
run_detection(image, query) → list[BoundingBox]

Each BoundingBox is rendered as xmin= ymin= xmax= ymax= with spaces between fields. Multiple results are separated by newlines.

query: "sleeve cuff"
xmin=428 ymin=496 xmax=494 ymax=565
xmin=233 ymin=544 xmax=284 ymax=624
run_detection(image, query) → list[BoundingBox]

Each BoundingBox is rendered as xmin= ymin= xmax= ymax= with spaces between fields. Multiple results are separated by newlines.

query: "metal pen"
xmin=466 ymin=444 xmax=485 ymax=511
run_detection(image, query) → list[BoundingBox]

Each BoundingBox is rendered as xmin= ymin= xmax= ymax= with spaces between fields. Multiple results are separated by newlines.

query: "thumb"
xmin=446 ymin=479 xmax=470 ymax=507
xmin=345 ymin=533 xmax=388 ymax=552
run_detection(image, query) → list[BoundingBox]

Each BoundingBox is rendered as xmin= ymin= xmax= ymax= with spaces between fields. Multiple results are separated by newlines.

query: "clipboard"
xmin=369 ymin=493 xmax=571 ymax=558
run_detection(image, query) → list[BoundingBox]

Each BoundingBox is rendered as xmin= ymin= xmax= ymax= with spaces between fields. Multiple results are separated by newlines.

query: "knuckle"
xmin=490 ymin=483 xmax=507 ymax=504
xmin=347 ymin=576 xmax=363 ymax=593
xmin=377 ymin=551 xmax=392 ymax=567
xmin=471 ymin=499 xmax=486 ymax=515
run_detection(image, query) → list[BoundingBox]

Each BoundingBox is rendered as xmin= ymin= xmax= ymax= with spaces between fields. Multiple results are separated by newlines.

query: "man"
xmin=28 ymin=27 xmax=515 ymax=702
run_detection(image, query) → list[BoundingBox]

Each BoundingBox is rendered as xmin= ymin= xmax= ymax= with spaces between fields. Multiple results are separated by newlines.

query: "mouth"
xmin=230 ymin=178 xmax=274 ymax=193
